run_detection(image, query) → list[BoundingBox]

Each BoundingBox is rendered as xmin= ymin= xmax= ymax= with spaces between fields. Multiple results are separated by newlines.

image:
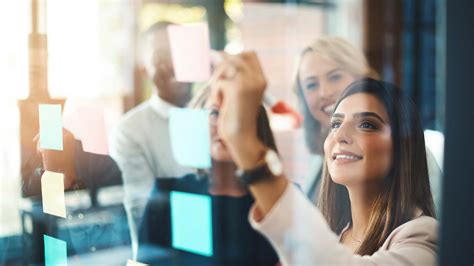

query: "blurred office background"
xmin=0 ymin=0 xmax=472 ymax=265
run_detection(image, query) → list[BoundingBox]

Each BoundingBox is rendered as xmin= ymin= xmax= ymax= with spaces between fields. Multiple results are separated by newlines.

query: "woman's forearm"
xmin=249 ymin=175 xmax=288 ymax=218
xmin=227 ymin=135 xmax=289 ymax=216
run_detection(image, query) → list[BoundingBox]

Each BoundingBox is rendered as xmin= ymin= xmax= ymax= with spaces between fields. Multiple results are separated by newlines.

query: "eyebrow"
xmin=332 ymin=112 xmax=386 ymax=123
xmin=326 ymin=68 xmax=343 ymax=76
xmin=303 ymin=68 xmax=343 ymax=84
xmin=303 ymin=76 xmax=317 ymax=83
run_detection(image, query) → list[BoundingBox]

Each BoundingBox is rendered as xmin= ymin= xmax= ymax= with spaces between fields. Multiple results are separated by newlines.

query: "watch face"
xmin=265 ymin=150 xmax=283 ymax=176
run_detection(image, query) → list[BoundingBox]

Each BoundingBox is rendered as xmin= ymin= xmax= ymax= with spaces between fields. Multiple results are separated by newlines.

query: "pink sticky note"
xmin=167 ymin=23 xmax=211 ymax=82
xmin=78 ymin=106 xmax=109 ymax=155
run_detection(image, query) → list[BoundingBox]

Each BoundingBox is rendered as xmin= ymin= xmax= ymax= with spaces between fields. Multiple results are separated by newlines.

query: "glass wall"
xmin=1 ymin=0 xmax=448 ymax=265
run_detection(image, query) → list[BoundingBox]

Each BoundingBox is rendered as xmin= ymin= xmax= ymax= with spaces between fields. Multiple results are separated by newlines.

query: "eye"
xmin=209 ymin=109 xmax=219 ymax=117
xmin=209 ymin=108 xmax=219 ymax=125
xmin=328 ymin=73 xmax=342 ymax=82
xmin=330 ymin=120 xmax=342 ymax=130
xmin=359 ymin=121 xmax=377 ymax=130
xmin=306 ymin=82 xmax=319 ymax=91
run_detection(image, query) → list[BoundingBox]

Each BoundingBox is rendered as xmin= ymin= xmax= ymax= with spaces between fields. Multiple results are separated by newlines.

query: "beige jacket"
xmin=249 ymin=184 xmax=438 ymax=265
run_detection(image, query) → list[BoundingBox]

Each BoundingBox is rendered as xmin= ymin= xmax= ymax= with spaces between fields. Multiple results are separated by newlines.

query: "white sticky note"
xmin=41 ymin=171 xmax=66 ymax=218
xmin=39 ymin=104 xmax=63 ymax=151
xmin=167 ymin=23 xmax=211 ymax=82
xmin=127 ymin=260 xmax=148 ymax=266
xmin=169 ymin=108 xmax=211 ymax=169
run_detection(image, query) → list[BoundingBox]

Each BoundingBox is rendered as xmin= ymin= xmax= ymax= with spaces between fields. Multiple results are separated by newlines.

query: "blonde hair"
xmin=294 ymin=36 xmax=378 ymax=154
xmin=303 ymin=37 xmax=377 ymax=80
xmin=187 ymin=84 xmax=211 ymax=109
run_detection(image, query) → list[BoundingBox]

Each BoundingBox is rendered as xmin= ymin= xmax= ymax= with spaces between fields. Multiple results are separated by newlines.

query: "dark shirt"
xmin=138 ymin=174 xmax=279 ymax=266
xmin=21 ymin=140 xmax=122 ymax=200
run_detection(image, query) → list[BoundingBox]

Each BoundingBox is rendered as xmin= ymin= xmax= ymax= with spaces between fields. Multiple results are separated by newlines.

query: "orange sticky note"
xmin=167 ymin=23 xmax=211 ymax=82
xmin=41 ymin=171 xmax=66 ymax=218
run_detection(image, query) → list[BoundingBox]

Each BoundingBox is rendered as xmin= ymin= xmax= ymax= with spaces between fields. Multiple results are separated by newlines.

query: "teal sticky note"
xmin=169 ymin=108 xmax=211 ymax=168
xmin=39 ymin=104 xmax=63 ymax=150
xmin=171 ymin=191 xmax=213 ymax=257
xmin=44 ymin=235 xmax=68 ymax=266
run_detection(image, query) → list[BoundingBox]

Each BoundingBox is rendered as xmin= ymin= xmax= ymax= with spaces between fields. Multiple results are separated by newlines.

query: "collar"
xmin=149 ymin=93 xmax=179 ymax=119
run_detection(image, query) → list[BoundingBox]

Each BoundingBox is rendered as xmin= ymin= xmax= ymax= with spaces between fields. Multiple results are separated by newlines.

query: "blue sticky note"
xmin=169 ymin=108 xmax=211 ymax=168
xmin=39 ymin=104 xmax=63 ymax=150
xmin=171 ymin=191 xmax=213 ymax=257
xmin=44 ymin=235 xmax=68 ymax=266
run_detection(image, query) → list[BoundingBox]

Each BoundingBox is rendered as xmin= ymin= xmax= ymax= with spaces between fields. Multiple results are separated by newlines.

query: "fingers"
xmin=210 ymin=79 xmax=233 ymax=107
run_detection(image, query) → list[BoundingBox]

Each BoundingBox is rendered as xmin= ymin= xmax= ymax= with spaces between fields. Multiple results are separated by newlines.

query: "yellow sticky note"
xmin=127 ymin=259 xmax=148 ymax=266
xmin=41 ymin=171 xmax=66 ymax=218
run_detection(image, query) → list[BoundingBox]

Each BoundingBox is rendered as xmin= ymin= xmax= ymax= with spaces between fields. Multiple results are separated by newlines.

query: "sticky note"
xmin=39 ymin=104 xmax=63 ymax=150
xmin=127 ymin=260 xmax=148 ymax=266
xmin=167 ymin=23 xmax=211 ymax=82
xmin=44 ymin=235 xmax=68 ymax=266
xmin=169 ymin=108 xmax=211 ymax=168
xmin=171 ymin=191 xmax=213 ymax=256
xmin=41 ymin=171 xmax=66 ymax=218
xmin=78 ymin=106 xmax=108 ymax=155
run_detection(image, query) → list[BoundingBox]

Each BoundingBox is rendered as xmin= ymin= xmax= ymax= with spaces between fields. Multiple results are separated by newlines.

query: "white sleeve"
xmin=109 ymin=125 xmax=155 ymax=259
xmin=249 ymin=184 xmax=437 ymax=265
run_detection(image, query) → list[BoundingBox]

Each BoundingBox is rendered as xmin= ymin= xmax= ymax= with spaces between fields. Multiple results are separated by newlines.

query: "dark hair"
xmin=140 ymin=21 xmax=174 ymax=70
xmin=189 ymin=86 xmax=278 ymax=153
xmin=317 ymin=78 xmax=435 ymax=255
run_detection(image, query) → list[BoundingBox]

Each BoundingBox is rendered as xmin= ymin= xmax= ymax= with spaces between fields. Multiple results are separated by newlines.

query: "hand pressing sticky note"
xmin=44 ymin=235 xmax=68 ymax=266
xmin=169 ymin=108 xmax=211 ymax=169
xmin=171 ymin=191 xmax=213 ymax=257
xmin=39 ymin=104 xmax=63 ymax=150
xmin=41 ymin=171 xmax=66 ymax=218
xmin=78 ymin=105 xmax=108 ymax=155
xmin=168 ymin=23 xmax=211 ymax=82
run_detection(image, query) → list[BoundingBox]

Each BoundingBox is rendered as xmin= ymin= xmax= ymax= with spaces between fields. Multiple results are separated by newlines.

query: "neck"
xmin=156 ymin=83 xmax=190 ymax=108
xmin=209 ymin=160 xmax=246 ymax=196
xmin=157 ymin=91 xmax=183 ymax=107
xmin=347 ymin=182 xmax=381 ymax=241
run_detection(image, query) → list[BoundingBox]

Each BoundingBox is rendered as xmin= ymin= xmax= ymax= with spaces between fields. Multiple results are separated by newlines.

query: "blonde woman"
xmin=294 ymin=37 xmax=441 ymax=212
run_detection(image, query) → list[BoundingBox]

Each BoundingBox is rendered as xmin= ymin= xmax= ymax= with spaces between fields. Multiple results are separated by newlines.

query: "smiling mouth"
xmin=322 ymin=103 xmax=336 ymax=116
xmin=332 ymin=152 xmax=363 ymax=163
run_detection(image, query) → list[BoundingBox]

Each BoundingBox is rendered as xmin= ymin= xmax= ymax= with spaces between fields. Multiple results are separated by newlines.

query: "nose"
xmin=333 ymin=122 xmax=353 ymax=145
xmin=319 ymin=80 xmax=332 ymax=100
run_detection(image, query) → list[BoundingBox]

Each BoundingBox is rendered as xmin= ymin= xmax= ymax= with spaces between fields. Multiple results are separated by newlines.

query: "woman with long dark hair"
xmin=211 ymin=52 xmax=437 ymax=264
xmin=137 ymin=87 xmax=278 ymax=265
xmin=293 ymin=37 xmax=442 ymax=215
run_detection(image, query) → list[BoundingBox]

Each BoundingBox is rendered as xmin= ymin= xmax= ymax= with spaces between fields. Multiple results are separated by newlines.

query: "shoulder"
xmin=117 ymin=100 xmax=155 ymax=128
xmin=386 ymin=215 xmax=438 ymax=248
xmin=110 ymin=101 xmax=157 ymax=149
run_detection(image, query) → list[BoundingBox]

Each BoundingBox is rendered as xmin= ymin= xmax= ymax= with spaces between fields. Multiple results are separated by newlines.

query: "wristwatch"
xmin=235 ymin=149 xmax=283 ymax=185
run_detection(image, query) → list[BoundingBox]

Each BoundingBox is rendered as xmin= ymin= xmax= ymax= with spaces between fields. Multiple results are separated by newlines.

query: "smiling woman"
xmin=324 ymin=93 xmax=393 ymax=188
xmin=319 ymin=79 xmax=435 ymax=255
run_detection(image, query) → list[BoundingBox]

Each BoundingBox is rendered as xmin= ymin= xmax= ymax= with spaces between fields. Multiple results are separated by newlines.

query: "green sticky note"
xmin=169 ymin=108 xmax=211 ymax=168
xmin=39 ymin=104 xmax=63 ymax=150
xmin=44 ymin=235 xmax=67 ymax=266
xmin=171 ymin=191 xmax=213 ymax=257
